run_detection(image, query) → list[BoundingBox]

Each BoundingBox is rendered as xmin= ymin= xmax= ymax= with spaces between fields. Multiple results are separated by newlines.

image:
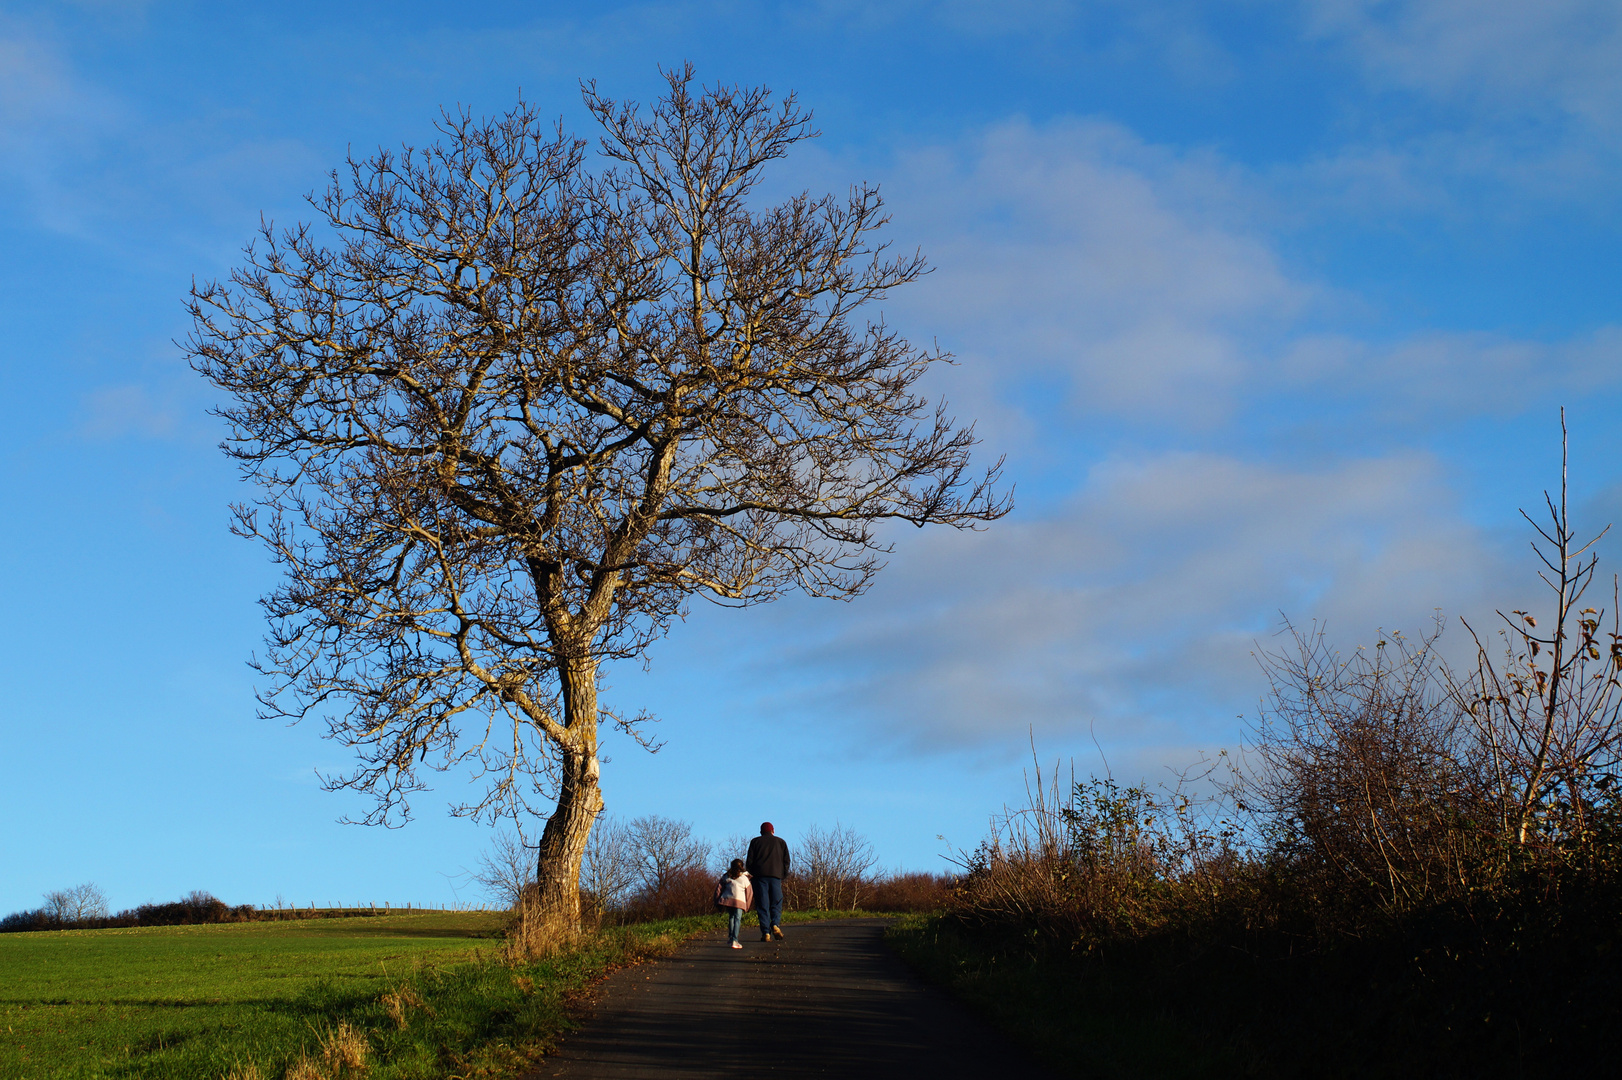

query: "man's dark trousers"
xmin=755 ymin=876 xmax=783 ymax=935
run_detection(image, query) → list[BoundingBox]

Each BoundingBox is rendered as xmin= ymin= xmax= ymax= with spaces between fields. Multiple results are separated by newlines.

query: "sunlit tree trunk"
xmin=527 ymin=657 xmax=604 ymax=945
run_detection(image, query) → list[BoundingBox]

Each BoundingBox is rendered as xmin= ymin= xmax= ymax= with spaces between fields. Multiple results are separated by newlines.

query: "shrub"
xmin=621 ymin=866 xmax=717 ymax=922
xmin=1244 ymin=621 xmax=1499 ymax=930
xmin=941 ymin=758 xmax=1248 ymax=952
xmin=864 ymin=871 xmax=956 ymax=912
xmin=128 ymin=890 xmax=255 ymax=926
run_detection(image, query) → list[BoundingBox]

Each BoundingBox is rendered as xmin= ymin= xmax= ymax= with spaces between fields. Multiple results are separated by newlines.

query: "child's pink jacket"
xmin=714 ymin=871 xmax=754 ymax=910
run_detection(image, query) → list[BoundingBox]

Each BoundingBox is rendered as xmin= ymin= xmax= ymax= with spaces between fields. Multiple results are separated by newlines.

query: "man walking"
xmin=745 ymin=822 xmax=790 ymax=941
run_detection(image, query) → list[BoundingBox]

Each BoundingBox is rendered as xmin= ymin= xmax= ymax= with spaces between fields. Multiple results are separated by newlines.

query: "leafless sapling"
xmin=471 ymin=828 xmax=537 ymax=909
xmin=626 ymin=814 xmax=711 ymax=896
xmin=1451 ymin=413 xmax=1622 ymax=850
xmin=797 ymin=822 xmax=876 ymax=910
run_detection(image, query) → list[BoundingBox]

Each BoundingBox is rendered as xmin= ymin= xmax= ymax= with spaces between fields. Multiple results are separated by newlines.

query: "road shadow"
xmin=534 ymin=917 xmax=1059 ymax=1079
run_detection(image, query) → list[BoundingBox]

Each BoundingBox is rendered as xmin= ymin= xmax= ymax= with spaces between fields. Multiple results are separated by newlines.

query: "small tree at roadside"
xmin=627 ymin=815 xmax=711 ymax=896
xmin=798 ymin=822 xmax=876 ymax=910
xmin=1246 ymin=620 xmax=1485 ymax=917
xmin=471 ymin=829 xmax=536 ymax=908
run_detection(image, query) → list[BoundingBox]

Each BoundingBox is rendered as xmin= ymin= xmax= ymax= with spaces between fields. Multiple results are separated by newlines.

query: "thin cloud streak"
xmin=737 ymin=451 xmax=1499 ymax=756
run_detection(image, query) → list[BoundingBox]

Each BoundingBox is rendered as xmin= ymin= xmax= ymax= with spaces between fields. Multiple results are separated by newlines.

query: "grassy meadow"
xmin=0 ymin=910 xmax=712 ymax=1080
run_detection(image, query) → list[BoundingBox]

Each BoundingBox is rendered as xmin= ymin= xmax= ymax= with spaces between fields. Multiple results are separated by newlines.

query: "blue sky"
xmin=3 ymin=0 xmax=1620 ymax=914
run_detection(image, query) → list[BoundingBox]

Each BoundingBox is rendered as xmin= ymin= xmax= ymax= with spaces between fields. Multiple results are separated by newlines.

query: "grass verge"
xmin=887 ymin=907 xmax=1622 ymax=1079
xmin=884 ymin=914 xmax=1244 ymax=1080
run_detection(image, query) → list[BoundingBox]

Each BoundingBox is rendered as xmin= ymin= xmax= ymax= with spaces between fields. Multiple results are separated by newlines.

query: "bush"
xmin=128 ymin=890 xmax=256 ymax=927
xmin=621 ymin=866 xmax=717 ymax=922
xmin=882 ymin=445 xmax=1622 ymax=1073
xmin=897 ymin=756 xmax=1622 ymax=1077
xmin=863 ymin=872 xmax=956 ymax=912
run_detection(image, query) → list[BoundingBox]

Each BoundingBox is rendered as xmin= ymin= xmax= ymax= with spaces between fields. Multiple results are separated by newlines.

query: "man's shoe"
xmin=730 ymin=941 xmax=743 ymax=949
xmin=761 ymin=932 xmax=771 ymax=941
xmin=771 ymin=925 xmax=784 ymax=940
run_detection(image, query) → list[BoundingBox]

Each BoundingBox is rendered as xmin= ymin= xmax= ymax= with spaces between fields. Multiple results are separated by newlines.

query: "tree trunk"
xmin=523 ymin=656 xmax=604 ymax=952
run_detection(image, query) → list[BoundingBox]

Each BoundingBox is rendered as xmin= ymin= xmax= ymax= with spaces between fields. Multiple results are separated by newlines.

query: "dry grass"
xmin=946 ymin=759 xmax=1247 ymax=949
xmin=502 ymin=890 xmax=583 ymax=962
xmin=283 ymin=1056 xmax=325 ymax=1080
xmin=318 ymin=1021 xmax=368 ymax=1074
xmin=283 ymin=1022 xmax=369 ymax=1079
xmin=221 ymin=1063 xmax=264 ymax=1080
xmin=379 ymin=985 xmax=426 ymax=1030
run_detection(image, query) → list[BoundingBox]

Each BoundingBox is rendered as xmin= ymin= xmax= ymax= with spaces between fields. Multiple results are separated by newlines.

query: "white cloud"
xmin=738 ymin=94 xmax=1622 ymax=768
xmin=874 ymin=115 xmax=1621 ymax=446
xmin=756 ymin=450 xmax=1499 ymax=753
xmin=1283 ymin=0 xmax=1622 ymax=212
xmin=1301 ymin=0 xmax=1622 ymax=128
xmin=0 ymin=24 xmax=128 ymax=232
xmin=884 ymin=118 xmax=1314 ymax=426
xmin=1280 ymin=327 xmax=1622 ymax=419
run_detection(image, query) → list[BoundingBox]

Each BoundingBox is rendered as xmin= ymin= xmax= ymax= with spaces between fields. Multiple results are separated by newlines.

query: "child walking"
xmin=714 ymin=859 xmax=754 ymax=949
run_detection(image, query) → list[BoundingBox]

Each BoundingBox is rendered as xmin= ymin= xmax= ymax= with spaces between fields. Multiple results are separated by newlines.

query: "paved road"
xmin=532 ymin=917 xmax=1057 ymax=1079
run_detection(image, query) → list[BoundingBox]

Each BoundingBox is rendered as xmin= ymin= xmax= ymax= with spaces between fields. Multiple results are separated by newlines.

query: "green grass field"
xmin=1 ymin=908 xmax=885 ymax=1079
xmin=0 ymin=910 xmax=729 ymax=1080
xmin=1 ymin=912 xmax=505 ymax=1079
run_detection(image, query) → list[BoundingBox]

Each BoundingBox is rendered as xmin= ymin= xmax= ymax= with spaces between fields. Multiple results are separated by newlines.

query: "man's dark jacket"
xmin=746 ymin=834 xmax=791 ymax=879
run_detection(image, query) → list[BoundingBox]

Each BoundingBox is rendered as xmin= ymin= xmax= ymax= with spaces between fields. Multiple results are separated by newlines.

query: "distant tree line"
xmin=0 ymin=888 xmax=257 ymax=933
xmin=5 ymin=819 xmax=954 ymax=937
xmin=474 ymin=816 xmax=956 ymax=924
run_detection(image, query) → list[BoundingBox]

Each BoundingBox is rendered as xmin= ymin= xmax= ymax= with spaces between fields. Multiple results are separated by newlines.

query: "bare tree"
xmin=798 ymin=822 xmax=876 ymax=910
xmin=627 ymin=815 xmax=711 ymax=894
xmin=715 ymin=831 xmax=754 ymax=874
xmin=472 ymin=828 xmax=536 ymax=908
xmin=186 ymin=66 xmax=1008 ymax=941
xmin=44 ymin=883 xmax=109 ymax=925
xmin=581 ymin=814 xmax=638 ymax=920
xmin=1451 ymin=413 xmax=1622 ymax=849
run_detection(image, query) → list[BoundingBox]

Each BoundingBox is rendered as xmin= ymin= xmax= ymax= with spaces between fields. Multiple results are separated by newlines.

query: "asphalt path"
xmin=531 ymin=917 xmax=1058 ymax=1079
